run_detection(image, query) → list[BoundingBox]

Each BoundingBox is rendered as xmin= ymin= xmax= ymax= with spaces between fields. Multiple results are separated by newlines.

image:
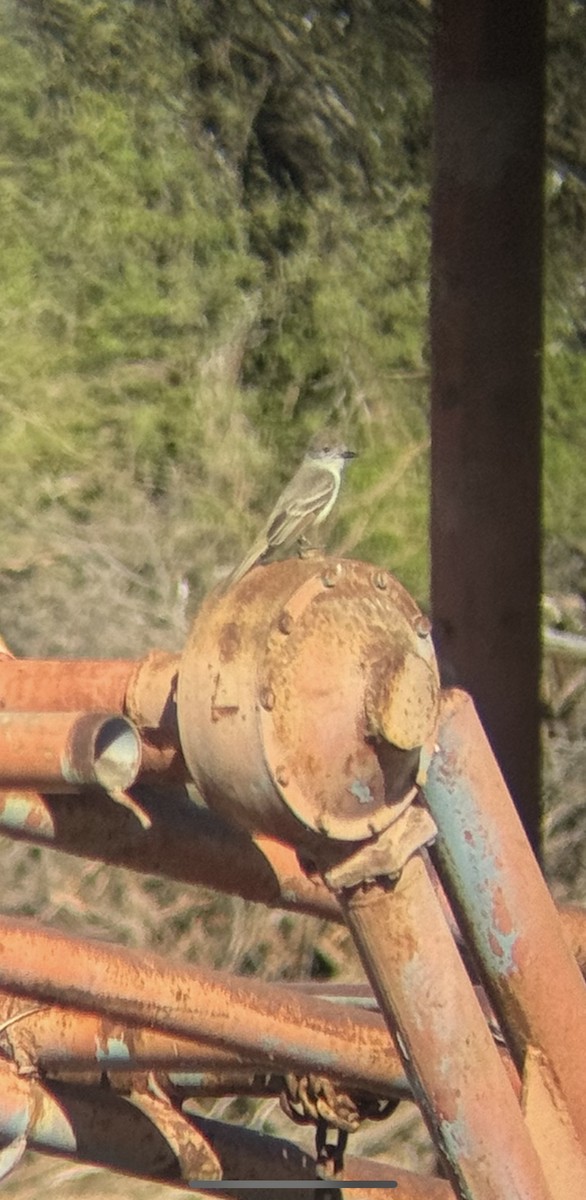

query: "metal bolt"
xmin=414 ymin=615 xmax=432 ymax=638
xmin=373 ymin=570 xmax=388 ymax=590
xmin=278 ymin=611 xmax=294 ymax=635
xmin=275 ymin=765 xmax=290 ymax=788
xmin=259 ymin=686 xmax=275 ymax=711
xmin=322 ymin=565 xmax=341 ymax=588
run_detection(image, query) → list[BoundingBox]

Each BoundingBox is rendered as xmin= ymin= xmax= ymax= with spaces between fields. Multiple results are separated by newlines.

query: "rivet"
xmin=278 ymin=610 xmax=294 ymax=635
xmin=259 ymin=686 xmax=275 ymax=711
xmin=373 ymin=570 xmax=388 ymax=590
xmin=414 ymin=615 xmax=432 ymax=638
xmin=276 ymin=766 xmax=290 ymax=787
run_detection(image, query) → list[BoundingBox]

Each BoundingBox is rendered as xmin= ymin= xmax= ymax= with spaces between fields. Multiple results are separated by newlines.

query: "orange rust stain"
xmin=491 ymin=886 xmax=514 ymax=936
xmin=218 ymin=622 xmax=241 ymax=664
xmin=488 ymin=930 xmax=504 ymax=960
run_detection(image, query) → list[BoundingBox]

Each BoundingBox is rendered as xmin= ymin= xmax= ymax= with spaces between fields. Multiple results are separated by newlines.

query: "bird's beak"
xmin=343 ymin=449 xmax=358 ymax=459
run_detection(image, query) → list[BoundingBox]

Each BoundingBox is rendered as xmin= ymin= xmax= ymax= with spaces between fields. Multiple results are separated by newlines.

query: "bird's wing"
xmin=224 ymin=462 xmax=337 ymax=589
xmin=266 ymin=462 xmax=337 ymax=547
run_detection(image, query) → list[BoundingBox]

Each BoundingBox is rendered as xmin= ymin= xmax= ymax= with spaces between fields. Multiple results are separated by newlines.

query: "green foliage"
xmin=0 ymin=0 xmax=584 ymax=663
xmin=0 ymin=0 xmax=436 ymax=662
xmin=543 ymin=346 xmax=586 ymax=559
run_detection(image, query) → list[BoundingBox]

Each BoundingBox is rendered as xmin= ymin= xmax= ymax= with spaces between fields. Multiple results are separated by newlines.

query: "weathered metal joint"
xmin=177 ymin=556 xmax=440 ymax=855
xmin=323 ymin=801 xmax=438 ymax=892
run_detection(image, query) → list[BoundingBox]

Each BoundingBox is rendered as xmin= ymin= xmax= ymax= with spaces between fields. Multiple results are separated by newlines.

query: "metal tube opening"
xmin=91 ymin=717 xmax=141 ymax=791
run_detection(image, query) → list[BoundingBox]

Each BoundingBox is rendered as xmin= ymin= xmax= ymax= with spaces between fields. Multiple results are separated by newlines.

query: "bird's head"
xmin=305 ymin=431 xmax=357 ymax=466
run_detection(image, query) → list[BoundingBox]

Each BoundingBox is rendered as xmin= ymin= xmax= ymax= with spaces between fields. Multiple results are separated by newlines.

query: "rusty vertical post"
xmin=337 ymin=857 xmax=552 ymax=1200
xmin=430 ymin=0 xmax=546 ymax=851
xmin=423 ymin=690 xmax=586 ymax=1159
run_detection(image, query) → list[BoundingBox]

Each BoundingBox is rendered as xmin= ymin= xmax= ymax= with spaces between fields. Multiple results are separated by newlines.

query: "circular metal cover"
xmin=177 ymin=557 xmax=439 ymax=847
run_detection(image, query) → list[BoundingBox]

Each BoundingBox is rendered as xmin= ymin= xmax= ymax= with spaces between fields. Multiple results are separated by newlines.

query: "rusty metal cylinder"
xmin=0 ymin=651 xmax=185 ymax=782
xmin=177 ymin=557 xmax=439 ymax=851
xmin=0 ymin=711 xmax=141 ymax=791
xmin=0 ymin=655 xmax=135 ymax=711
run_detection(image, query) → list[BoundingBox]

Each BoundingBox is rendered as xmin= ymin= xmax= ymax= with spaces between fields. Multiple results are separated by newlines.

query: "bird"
xmin=225 ymin=432 xmax=357 ymax=588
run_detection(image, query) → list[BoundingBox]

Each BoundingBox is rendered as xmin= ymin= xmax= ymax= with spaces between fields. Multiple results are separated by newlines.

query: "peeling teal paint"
xmin=95 ymin=1035 xmax=131 ymax=1063
xmin=349 ymin=779 xmax=374 ymax=805
xmin=439 ymin=1111 xmax=476 ymax=1165
xmin=424 ymin=749 xmax=519 ymax=975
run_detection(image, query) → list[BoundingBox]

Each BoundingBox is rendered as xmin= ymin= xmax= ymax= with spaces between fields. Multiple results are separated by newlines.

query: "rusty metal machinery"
xmin=178 ymin=557 xmax=439 ymax=854
xmin=0 ymin=555 xmax=586 ymax=1198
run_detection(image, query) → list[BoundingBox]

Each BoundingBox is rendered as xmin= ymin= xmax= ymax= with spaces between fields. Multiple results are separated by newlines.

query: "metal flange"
xmin=177 ymin=557 xmax=439 ymax=851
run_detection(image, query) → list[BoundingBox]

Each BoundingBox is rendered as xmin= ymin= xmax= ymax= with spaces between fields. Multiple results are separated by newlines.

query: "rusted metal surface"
xmin=0 ymin=914 xmax=409 ymax=1098
xmin=342 ymin=1157 xmax=452 ymax=1200
xmin=2 ymin=563 xmax=585 ymax=1195
xmin=0 ymin=989 xmax=409 ymax=1102
xmin=0 ymin=650 xmax=186 ymax=781
xmin=522 ymin=1048 xmax=586 ymax=1199
xmin=430 ymin=0 xmax=545 ymax=853
xmin=0 ymin=990 xmax=516 ymax=1107
xmin=125 ymin=650 xmax=185 ymax=778
xmin=0 ymin=991 xmax=260 ymax=1076
xmin=337 ymin=855 xmax=552 ymax=1200
xmin=0 ymin=786 xmax=341 ymax=918
xmin=558 ymin=905 xmax=586 ymax=975
xmin=423 ymin=689 xmax=586 ymax=1159
xmin=0 ymin=711 xmax=140 ymax=791
xmin=2 ymin=785 xmax=586 ymax=984
xmin=178 ymin=556 xmax=439 ymax=851
xmin=0 ymin=1058 xmax=221 ymax=1186
xmin=0 ymin=654 xmax=135 ymax=710
xmin=0 ymin=1059 xmax=451 ymax=1199
xmin=192 ymin=1112 xmax=454 ymax=1200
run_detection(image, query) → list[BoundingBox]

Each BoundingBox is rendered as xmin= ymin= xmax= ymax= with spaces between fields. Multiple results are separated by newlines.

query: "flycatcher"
xmin=226 ymin=433 xmax=357 ymax=588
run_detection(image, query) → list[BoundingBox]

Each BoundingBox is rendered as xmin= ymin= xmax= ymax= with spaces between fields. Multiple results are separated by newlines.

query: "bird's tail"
xmin=223 ymin=536 xmax=269 ymax=591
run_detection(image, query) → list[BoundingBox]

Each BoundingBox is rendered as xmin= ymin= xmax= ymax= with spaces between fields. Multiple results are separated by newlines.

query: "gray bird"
xmin=225 ymin=433 xmax=357 ymax=588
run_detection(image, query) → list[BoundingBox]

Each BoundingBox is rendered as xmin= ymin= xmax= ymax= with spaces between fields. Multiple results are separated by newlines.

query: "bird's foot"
xmin=297 ymin=537 xmax=322 ymax=560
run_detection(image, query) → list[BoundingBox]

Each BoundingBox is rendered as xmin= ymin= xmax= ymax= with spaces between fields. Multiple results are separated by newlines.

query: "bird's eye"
xmin=322 ymin=445 xmax=330 ymax=453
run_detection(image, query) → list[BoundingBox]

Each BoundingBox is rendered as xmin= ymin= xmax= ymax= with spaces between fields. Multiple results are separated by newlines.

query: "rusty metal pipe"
xmin=0 ymin=787 xmax=341 ymax=919
xmin=0 ymin=1059 xmax=222 ymax=1187
xmin=0 ymin=1060 xmax=451 ymax=1199
xmin=1 ymin=786 xmax=586 ymax=983
xmin=0 ymin=654 xmax=136 ymax=710
xmin=423 ymin=689 xmax=586 ymax=1153
xmin=0 ymin=712 xmax=141 ymax=791
xmin=0 ymin=651 xmax=186 ymax=780
xmin=337 ymin=855 xmax=552 ymax=1200
xmin=0 ymin=992 xmax=412 ymax=1101
xmin=0 ymin=992 xmax=265 ymax=1076
xmin=0 ymin=915 xmax=408 ymax=1098
xmin=192 ymin=1113 xmax=453 ymax=1200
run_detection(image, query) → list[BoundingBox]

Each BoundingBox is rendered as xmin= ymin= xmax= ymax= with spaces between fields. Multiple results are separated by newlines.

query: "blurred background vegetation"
xmin=1 ymin=0 xmax=586 ymax=1193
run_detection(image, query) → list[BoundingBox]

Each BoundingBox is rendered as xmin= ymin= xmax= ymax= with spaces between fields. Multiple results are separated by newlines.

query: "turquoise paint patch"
xmin=349 ymin=779 xmax=374 ymax=805
xmin=95 ymin=1035 xmax=131 ymax=1063
xmin=425 ymin=750 xmax=519 ymax=974
xmin=439 ymin=1112 xmax=476 ymax=1163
